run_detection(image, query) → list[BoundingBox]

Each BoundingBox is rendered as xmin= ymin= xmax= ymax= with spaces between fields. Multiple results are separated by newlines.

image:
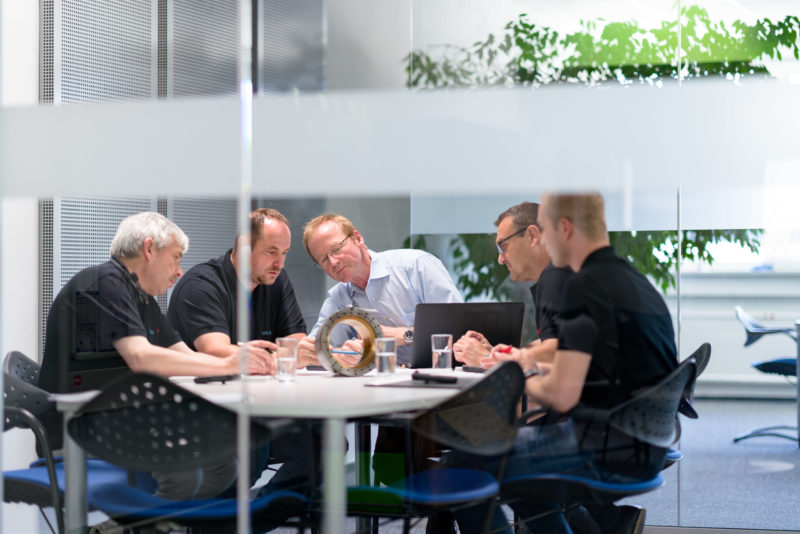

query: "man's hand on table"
xmin=297 ymin=336 xmax=321 ymax=368
xmin=454 ymin=330 xmax=493 ymax=367
xmin=233 ymin=340 xmax=277 ymax=374
xmin=482 ymin=344 xmax=539 ymax=374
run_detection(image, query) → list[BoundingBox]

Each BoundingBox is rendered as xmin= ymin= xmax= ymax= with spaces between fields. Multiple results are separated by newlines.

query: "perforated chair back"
xmin=3 ymin=369 xmax=53 ymax=432
xmin=3 ymin=350 xmax=41 ymax=385
xmin=412 ymin=361 xmax=524 ymax=457
xmin=3 ymin=369 xmax=65 ymax=534
xmin=678 ymin=343 xmax=711 ymax=419
xmin=603 ymin=357 xmax=696 ymax=449
xmin=68 ymin=372 xmax=272 ymax=473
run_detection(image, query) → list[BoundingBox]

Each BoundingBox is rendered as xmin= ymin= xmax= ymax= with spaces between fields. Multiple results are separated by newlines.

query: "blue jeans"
xmin=451 ymin=420 xmax=656 ymax=534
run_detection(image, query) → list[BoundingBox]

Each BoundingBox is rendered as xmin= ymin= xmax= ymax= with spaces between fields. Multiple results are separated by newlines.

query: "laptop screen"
xmin=411 ymin=302 xmax=525 ymax=368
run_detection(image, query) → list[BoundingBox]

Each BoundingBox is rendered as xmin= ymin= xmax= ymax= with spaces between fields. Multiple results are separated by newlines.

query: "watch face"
xmin=404 ymin=329 xmax=414 ymax=343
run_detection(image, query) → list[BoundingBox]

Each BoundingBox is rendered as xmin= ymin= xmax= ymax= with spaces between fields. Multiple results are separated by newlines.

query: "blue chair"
xmin=733 ymin=306 xmax=798 ymax=443
xmin=3 ymin=371 xmax=65 ymax=534
xmin=3 ymin=351 xmax=135 ymax=534
xmin=499 ymin=356 xmax=697 ymax=532
xmin=346 ymin=361 xmax=524 ymax=534
xmin=67 ymin=372 xmax=309 ymax=533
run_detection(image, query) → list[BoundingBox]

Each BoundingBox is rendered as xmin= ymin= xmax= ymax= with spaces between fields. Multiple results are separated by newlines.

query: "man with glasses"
xmin=302 ymin=213 xmax=463 ymax=489
xmin=453 ymin=201 xmax=573 ymax=369
xmin=454 ymin=193 xmax=676 ymax=534
xmin=301 ymin=213 xmax=462 ymax=366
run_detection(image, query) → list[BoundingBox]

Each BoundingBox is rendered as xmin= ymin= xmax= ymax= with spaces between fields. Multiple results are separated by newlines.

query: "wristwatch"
xmin=403 ymin=328 xmax=414 ymax=346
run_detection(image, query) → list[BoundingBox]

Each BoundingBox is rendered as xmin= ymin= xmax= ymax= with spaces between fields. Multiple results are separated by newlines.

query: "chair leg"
xmin=733 ymin=425 xmax=798 ymax=443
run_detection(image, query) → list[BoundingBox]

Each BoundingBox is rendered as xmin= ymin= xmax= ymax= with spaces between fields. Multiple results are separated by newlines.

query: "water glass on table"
xmin=431 ymin=334 xmax=453 ymax=369
xmin=276 ymin=337 xmax=298 ymax=382
xmin=375 ymin=337 xmax=397 ymax=375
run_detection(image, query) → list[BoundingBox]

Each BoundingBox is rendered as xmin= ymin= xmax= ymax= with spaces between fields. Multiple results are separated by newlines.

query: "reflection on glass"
xmin=408 ymin=3 xmax=799 ymax=89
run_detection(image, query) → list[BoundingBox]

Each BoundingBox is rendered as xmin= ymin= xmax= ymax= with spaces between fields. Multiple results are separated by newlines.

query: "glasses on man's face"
xmin=315 ymin=235 xmax=351 ymax=269
xmin=496 ymin=227 xmax=526 ymax=255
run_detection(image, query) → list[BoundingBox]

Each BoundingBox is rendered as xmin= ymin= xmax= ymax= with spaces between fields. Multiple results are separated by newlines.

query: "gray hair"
xmin=110 ymin=212 xmax=189 ymax=259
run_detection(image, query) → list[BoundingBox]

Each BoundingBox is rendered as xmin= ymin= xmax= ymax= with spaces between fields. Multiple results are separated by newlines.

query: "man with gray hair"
xmin=39 ymin=212 xmax=272 ymax=500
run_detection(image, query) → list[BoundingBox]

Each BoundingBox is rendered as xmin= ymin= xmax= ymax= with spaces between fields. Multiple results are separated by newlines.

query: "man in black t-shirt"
xmin=39 ymin=212 xmax=272 ymax=500
xmin=167 ymin=208 xmax=315 ymax=494
xmin=167 ymin=208 xmax=310 ymax=367
xmin=454 ymin=195 xmax=678 ymax=534
xmin=525 ymin=193 xmax=677 ymax=411
xmin=453 ymin=201 xmax=572 ymax=369
xmin=478 ymin=194 xmax=676 ymax=534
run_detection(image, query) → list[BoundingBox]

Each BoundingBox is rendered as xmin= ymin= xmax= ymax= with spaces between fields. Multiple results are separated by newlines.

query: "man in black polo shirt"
xmin=455 ymin=194 xmax=678 ymax=534
xmin=39 ymin=212 xmax=272 ymax=500
xmin=453 ymin=201 xmax=572 ymax=369
xmin=167 ymin=208 xmax=309 ymax=366
xmin=167 ymin=208 xmax=314 ymax=494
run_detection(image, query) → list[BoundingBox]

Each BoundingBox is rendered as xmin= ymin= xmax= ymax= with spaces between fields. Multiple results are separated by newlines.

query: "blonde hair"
xmin=303 ymin=214 xmax=357 ymax=259
xmin=541 ymin=193 xmax=607 ymax=240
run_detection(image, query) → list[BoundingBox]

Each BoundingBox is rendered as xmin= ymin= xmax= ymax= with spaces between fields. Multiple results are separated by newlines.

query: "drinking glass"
xmin=276 ymin=337 xmax=298 ymax=382
xmin=431 ymin=334 xmax=453 ymax=369
xmin=375 ymin=337 xmax=397 ymax=375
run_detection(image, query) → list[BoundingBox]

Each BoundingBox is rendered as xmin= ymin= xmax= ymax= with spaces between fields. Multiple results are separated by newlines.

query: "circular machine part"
xmin=314 ymin=307 xmax=384 ymax=376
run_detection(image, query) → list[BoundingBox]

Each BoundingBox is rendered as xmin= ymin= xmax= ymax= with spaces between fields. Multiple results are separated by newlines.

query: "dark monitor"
xmin=411 ymin=302 xmax=525 ymax=369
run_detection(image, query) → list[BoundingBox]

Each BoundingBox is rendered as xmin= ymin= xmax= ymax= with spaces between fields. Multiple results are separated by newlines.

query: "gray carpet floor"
xmin=274 ymin=398 xmax=800 ymax=533
xmin=625 ymin=398 xmax=800 ymax=531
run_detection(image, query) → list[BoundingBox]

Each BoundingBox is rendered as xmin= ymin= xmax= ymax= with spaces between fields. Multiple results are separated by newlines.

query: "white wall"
xmin=2 ymin=0 xmax=46 ymax=531
xmin=0 ymin=0 xmax=39 ymax=107
xmin=1 ymin=198 xmax=43 ymax=532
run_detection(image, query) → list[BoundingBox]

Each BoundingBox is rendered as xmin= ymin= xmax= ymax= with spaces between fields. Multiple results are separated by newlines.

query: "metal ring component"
xmin=314 ymin=307 xmax=384 ymax=376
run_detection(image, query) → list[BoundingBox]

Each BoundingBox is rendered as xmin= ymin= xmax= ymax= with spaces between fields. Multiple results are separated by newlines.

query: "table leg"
xmin=795 ymin=321 xmax=800 ymax=447
xmin=355 ymin=422 xmax=372 ymax=534
xmin=62 ymin=405 xmax=88 ymax=534
xmin=323 ymin=417 xmax=346 ymax=534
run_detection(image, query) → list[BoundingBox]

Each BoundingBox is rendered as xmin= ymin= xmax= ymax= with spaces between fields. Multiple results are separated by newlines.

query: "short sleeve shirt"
xmin=167 ymin=250 xmax=306 ymax=349
xmin=39 ymin=259 xmax=181 ymax=393
xmin=557 ymin=247 xmax=677 ymax=408
xmin=531 ymin=263 xmax=573 ymax=341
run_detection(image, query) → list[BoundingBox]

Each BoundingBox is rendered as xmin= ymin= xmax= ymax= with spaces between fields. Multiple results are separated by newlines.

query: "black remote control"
xmin=412 ymin=372 xmax=457 ymax=384
xmin=194 ymin=374 xmax=240 ymax=384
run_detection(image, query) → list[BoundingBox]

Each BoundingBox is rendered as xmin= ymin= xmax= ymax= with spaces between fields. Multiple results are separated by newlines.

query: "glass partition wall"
xmin=3 ymin=0 xmax=800 ymax=532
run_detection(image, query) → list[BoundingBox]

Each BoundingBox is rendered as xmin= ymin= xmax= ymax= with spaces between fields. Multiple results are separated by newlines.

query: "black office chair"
xmin=3 ymin=351 xmax=134 ymax=534
xmin=677 ymin=342 xmax=711 ymax=419
xmin=4 ymin=350 xmax=42 ymax=383
xmin=3 ymin=365 xmax=65 ymax=534
xmin=733 ymin=306 xmax=798 ymax=443
xmin=346 ymin=361 xmax=524 ymax=534
xmin=499 ymin=356 xmax=697 ymax=532
xmin=67 ymin=372 xmax=309 ymax=533
xmin=660 ymin=342 xmax=712 ymax=470
xmin=3 ymin=350 xmax=61 ymax=455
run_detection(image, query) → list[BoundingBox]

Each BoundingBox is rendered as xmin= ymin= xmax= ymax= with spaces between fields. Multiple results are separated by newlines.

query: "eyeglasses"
xmin=315 ymin=235 xmax=351 ymax=269
xmin=496 ymin=228 xmax=526 ymax=255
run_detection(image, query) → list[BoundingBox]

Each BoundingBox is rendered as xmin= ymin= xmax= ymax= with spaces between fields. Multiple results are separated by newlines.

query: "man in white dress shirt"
xmin=299 ymin=213 xmax=463 ymax=366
